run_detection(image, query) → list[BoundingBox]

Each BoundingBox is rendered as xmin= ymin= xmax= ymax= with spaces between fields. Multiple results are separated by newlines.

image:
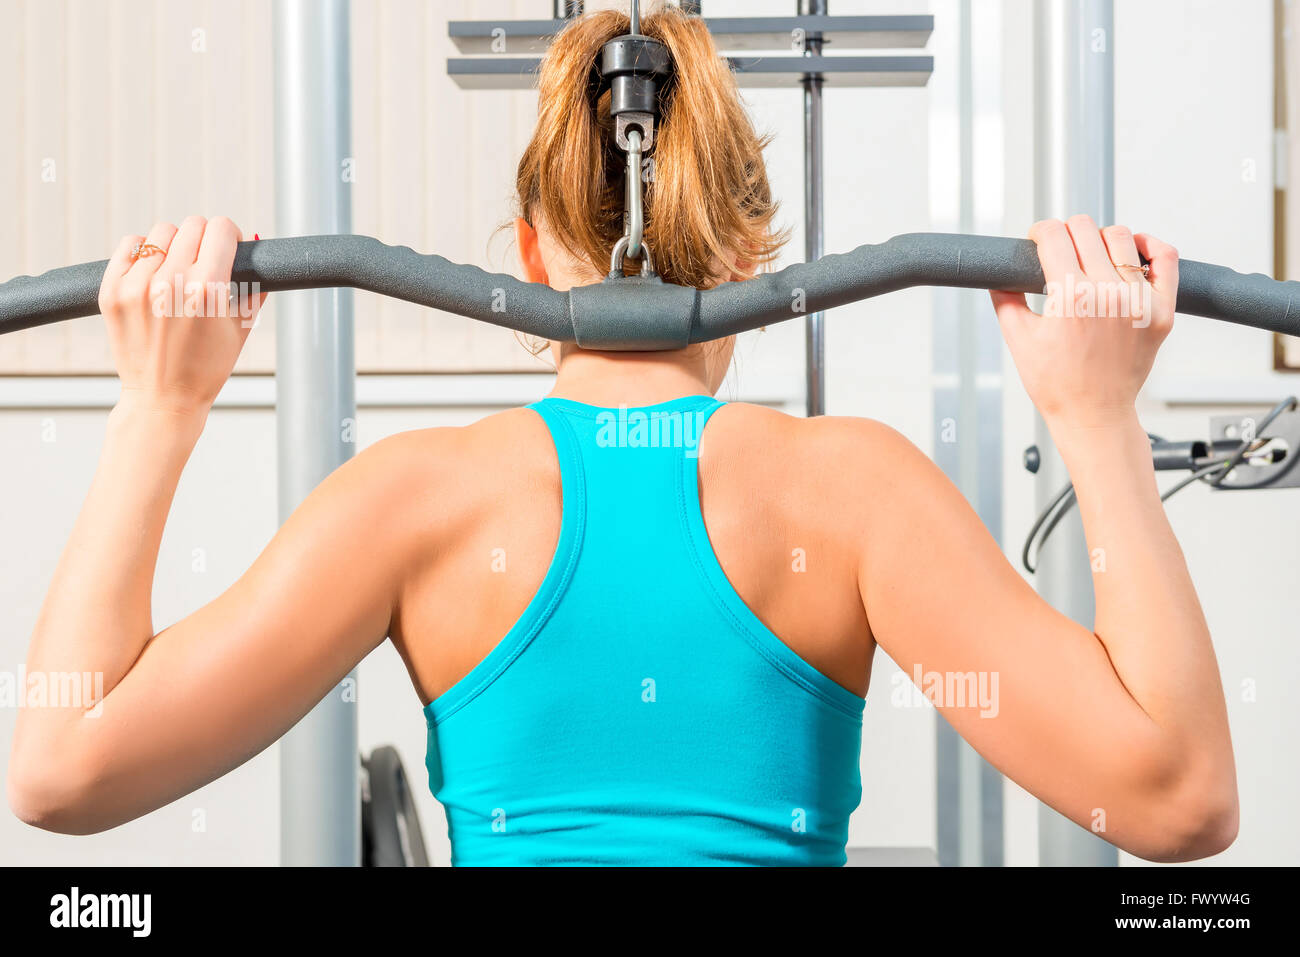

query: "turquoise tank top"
xmin=423 ymin=394 xmax=865 ymax=865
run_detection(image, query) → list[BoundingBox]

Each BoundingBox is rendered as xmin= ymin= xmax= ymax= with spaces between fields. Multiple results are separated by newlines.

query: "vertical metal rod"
xmin=952 ymin=0 xmax=982 ymax=866
xmin=800 ymin=0 xmax=827 ymax=417
xmin=930 ymin=0 xmax=1004 ymax=869
xmin=554 ymin=1 xmax=583 ymax=19
xmin=630 ymin=0 xmax=641 ymax=34
xmin=273 ymin=0 xmax=359 ymax=867
xmin=1033 ymin=0 xmax=1118 ymax=867
xmin=625 ymin=129 xmax=645 ymax=258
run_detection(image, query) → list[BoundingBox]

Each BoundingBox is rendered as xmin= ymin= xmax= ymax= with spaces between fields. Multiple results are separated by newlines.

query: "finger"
xmin=1100 ymin=224 xmax=1141 ymax=267
xmin=123 ymin=222 xmax=177 ymax=282
xmin=1027 ymin=219 xmax=1085 ymax=286
xmin=1064 ymin=214 xmax=1118 ymax=279
xmin=163 ymin=215 xmax=208 ymax=272
xmin=103 ymin=234 xmax=145 ymax=283
xmin=990 ymin=289 xmax=1033 ymax=337
xmin=1101 ymin=224 xmax=1149 ymax=290
xmin=99 ymin=235 xmax=145 ymax=320
xmin=194 ymin=216 xmax=241 ymax=277
xmin=194 ymin=218 xmax=242 ymax=319
xmin=1134 ymin=233 xmax=1179 ymax=298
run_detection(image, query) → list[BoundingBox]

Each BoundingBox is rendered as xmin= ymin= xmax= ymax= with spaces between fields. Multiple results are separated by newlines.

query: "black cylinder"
xmin=611 ymin=74 xmax=658 ymax=116
xmin=1151 ymin=440 xmax=1208 ymax=471
xmin=600 ymin=34 xmax=671 ymax=117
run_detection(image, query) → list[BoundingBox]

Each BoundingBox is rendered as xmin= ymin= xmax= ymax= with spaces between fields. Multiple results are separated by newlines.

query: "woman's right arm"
xmin=844 ymin=216 xmax=1237 ymax=862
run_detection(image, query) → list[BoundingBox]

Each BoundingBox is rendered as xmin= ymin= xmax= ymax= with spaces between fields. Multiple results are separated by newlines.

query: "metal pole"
xmin=930 ymin=0 xmax=1005 ymax=869
xmin=1033 ymin=0 xmax=1118 ymax=868
xmin=800 ymin=0 xmax=826 ymax=417
xmin=272 ymin=0 xmax=359 ymax=867
xmin=554 ymin=1 xmax=583 ymax=19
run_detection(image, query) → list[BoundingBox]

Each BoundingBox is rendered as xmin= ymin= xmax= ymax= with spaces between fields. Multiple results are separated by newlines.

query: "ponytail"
xmin=514 ymin=4 xmax=788 ymax=290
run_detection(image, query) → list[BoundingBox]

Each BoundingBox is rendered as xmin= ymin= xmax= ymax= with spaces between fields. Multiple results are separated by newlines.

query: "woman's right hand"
xmin=990 ymin=215 xmax=1178 ymax=432
xmin=99 ymin=216 xmax=266 ymax=417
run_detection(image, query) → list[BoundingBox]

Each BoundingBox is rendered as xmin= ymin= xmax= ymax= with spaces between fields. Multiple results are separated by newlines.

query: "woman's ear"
xmin=515 ymin=217 xmax=549 ymax=284
xmin=719 ymin=247 xmax=754 ymax=283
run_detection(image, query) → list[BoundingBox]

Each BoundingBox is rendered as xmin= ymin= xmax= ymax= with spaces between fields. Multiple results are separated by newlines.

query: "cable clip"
xmin=598 ymin=9 xmax=670 ymax=275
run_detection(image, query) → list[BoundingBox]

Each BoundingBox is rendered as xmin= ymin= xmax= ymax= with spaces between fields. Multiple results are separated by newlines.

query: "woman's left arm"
xmin=6 ymin=217 xmax=444 ymax=833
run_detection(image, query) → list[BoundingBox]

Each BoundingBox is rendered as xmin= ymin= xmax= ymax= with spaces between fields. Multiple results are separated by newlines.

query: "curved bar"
xmin=0 ymin=235 xmax=573 ymax=341
xmin=1 ymin=232 xmax=1297 ymax=346
xmin=694 ymin=233 xmax=1300 ymax=340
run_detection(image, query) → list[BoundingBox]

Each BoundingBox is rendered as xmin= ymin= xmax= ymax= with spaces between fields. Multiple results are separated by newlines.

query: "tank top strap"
xmin=527 ymin=395 xmax=588 ymax=492
xmin=529 ymin=394 xmax=723 ymax=553
xmin=532 ymin=395 xmax=722 ymax=474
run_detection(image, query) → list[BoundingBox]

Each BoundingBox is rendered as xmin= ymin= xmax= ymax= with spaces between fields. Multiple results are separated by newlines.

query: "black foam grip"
xmin=693 ymin=233 xmax=1300 ymax=340
xmin=0 ymin=235 xmax=572 ymax=341
xmin=1 ymin=233 xmax=1296 ymax=347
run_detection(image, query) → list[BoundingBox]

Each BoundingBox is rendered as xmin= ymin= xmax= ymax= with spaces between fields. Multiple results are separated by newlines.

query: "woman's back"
xmin=390 ymin=395 xmax=878 ymax=865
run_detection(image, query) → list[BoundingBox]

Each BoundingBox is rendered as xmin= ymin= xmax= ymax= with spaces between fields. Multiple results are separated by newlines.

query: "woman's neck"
xmin=548 ymin=346 xmax=715 ymax=407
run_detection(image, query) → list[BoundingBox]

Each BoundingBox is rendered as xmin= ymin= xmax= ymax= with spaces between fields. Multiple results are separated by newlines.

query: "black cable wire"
xmin=1214 ymin=439 xmax=1299 ymax=489
xmin=1206 ymin=396 xmax=1297 ymax=488
xmin=1022 ymin=482 xmax=1076 ymax=574
xmin=1020 ymin=436 xmax=1164 ymax=573
xmin=1023 ymin=459 xmax=1226 ymax=573
xmin=1158 ymin=459 xmax=1235 ymax=501
xmin=1020 ymin=398 xmax=1296 ymax=573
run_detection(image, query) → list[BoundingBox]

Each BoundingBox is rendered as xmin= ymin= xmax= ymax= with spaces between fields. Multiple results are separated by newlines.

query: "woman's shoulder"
xmin=355 ymin=407 xmax=552 ymax=463
xmin=708 ymin=401 xmax=923 ymax=465
xmin=699 ymin=402 xmax=937 ymax=523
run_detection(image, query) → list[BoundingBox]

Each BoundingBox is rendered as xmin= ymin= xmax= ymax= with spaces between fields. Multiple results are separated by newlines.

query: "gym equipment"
xmin=2 ymin=231 xmax=1296 ymax=345
xmin=271 ymin=0 xmax=358 ymax=869
xmin=456 ymin=0 xmax=935 ymax=416
xmin=361 ymin=746 xmax=430 ymax=867
xmin=1022 ymin=397 xmax=1300 ymax=572
xmin=596 ymin=3 xmax=670 ymax=267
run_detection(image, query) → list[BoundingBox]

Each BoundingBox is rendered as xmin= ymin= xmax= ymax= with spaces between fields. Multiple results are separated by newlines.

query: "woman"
xmin=7 ymin=8 xmax=1236 ymax=865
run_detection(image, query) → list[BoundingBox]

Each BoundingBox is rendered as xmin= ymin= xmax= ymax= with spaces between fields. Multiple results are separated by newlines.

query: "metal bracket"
xmin=1019 ymin=401 xmax=1300 ymax=491
xmin=1207 ymin=404 xmax=1300 ymax=490
xmin=616 ymin=113 xmax=654 ymax=151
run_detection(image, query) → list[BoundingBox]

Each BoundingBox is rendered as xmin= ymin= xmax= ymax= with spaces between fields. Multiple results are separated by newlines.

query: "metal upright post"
xmin=554 ymin=1 xmax=583 ymax=19
xmin=272 ymin=0 xmax=359 ymax=867
xmin=1033 ymin=0 xmax=1119 ymax=868
xmin=800 ymin=0 xmax=827 ymax=417
xmin=930 ymin=0 xmax=1005 ymax=868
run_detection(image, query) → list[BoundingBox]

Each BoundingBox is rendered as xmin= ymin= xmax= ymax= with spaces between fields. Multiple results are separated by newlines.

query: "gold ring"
xmin=130 ymin=242 xmax=167 ymax=262
xmin=1116 ymin=262 xmax=1150 ymax=279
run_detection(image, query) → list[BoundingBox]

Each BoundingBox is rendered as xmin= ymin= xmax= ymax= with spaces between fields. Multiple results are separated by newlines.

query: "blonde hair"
xmin=515 ymin=4 xmax=788 ymax=290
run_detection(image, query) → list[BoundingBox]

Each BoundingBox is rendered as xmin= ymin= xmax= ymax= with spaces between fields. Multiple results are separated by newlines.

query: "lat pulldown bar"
xmin=0 ymin=232 xmax=1296 ymax=349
